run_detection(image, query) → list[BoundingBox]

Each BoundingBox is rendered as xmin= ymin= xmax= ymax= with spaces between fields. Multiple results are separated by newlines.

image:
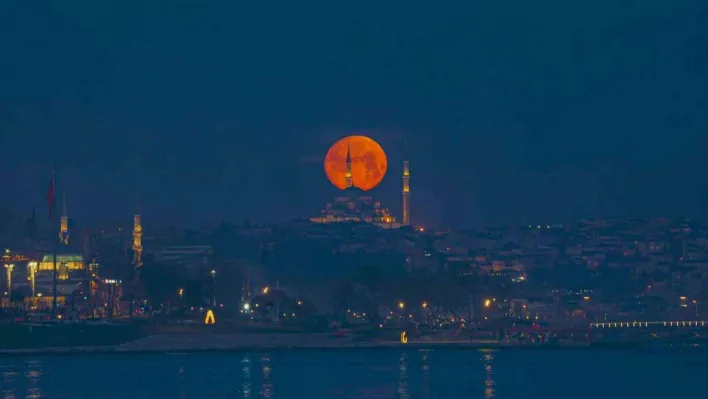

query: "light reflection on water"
xmin=397 ymin=352 xmax=409 ymax=399
xmin=242 ymin=354 xmax=252 ymax=399
xmin=420 ymin=351 xmax=430 ymax=399
xmin=481 ymin=349 xmax=496 ymax=399
xmin=0 ymin=349 xmax=706 ymax=398
xmin=1 ymin=358 xmax=43 ymax=399
xmin=259 ymin=354 xmax=273 ymax=399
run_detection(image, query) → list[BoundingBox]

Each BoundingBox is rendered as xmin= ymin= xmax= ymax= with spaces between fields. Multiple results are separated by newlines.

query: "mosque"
xmin=8 ymin=192 xmax=142 ymax=314
xmin=32 ymin=194 xmax=88 ymax=304
xmin=310 ymin=137 xmax=411 ymax=229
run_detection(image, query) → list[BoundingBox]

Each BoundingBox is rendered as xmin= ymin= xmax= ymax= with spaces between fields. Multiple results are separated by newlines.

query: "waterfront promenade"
xmin=0 ymin=332 xmax=503 ymax=356
xmin=3 ymin=320 xmax=706 ymax=356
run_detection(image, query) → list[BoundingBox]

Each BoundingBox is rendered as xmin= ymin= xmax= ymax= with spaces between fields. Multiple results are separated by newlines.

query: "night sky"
xmin=1 ymin=1 xmax=707 ymax=229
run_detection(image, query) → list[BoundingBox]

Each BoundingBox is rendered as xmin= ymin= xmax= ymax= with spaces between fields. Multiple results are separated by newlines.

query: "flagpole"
xmin=51 ymin=163 xmax=58 ymax=316
xmin=52 ymin=219 xmax=58 ymax=316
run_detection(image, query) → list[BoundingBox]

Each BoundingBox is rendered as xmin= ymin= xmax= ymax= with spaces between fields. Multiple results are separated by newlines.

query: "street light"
xmin=104 ymin=279 xmax=120 ymax=318
xmin=209 ymin=270 xmax=217 ymax=307
xmin=398 ymin=301 xmax=405 ymax=309
xmin=4 ymin=264 xmax=14 ymax=303
xmin=27 ymin=262 xmax=37 ymax=300
xmin=27 ymin=262 xmax=38 ymax=309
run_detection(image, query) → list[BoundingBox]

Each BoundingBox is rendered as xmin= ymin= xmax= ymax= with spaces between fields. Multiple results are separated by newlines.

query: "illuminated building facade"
xmin=38 ymin=254 xmax=84 ymax=280
xmin=34 ymin=253 xmax=85 ymax=306
xmin=311 ymin=189 xmax=400 ymax=229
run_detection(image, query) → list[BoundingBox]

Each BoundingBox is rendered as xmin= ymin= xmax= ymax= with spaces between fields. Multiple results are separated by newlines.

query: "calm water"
xmin=1 ymin=349 xmax=706 ymax=398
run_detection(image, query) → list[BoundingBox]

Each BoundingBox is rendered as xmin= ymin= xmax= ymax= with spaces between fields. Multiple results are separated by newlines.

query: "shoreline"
xmin=2 ymin=331 xmax=703 ymax=358
xmin=0 ymin=341 xmax=676 ymax=358
xmin=0 ymin=344 xmax=614 ymax=357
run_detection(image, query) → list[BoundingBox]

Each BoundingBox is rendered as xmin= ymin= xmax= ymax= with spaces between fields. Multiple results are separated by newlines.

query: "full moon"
xmin=324 ymin=135 xmax=387 ymax=191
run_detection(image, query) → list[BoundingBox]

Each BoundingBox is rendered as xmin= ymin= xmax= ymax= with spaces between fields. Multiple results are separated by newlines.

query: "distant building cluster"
xmin=0 ymin=138 xmax=705 ymax=331
xmin=262 ymin=216 xmax=707 ymax=325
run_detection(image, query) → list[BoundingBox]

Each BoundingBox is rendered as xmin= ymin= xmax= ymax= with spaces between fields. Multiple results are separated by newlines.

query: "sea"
xmin=1 ymin=348 xmax=706 ymax=398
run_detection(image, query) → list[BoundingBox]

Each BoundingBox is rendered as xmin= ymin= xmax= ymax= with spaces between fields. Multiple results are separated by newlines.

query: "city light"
xmin=4 ymin=159 xmax=706 ymax=362
xmin=4 ymin=263 xmax=14 ymax=298
xmin=28 ymin=261 xmax=37 ymax=301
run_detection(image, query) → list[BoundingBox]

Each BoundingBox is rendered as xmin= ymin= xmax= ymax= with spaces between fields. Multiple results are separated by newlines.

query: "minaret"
xmin=345 ymin=143 xmax=353 ymax=189
xmin=402 ymin=143 xmax=411 ymax=226
xmin=59 ymin=191 xmax=69 ymax=245
xmin=132 ymin=202 xmax=143 ymax=270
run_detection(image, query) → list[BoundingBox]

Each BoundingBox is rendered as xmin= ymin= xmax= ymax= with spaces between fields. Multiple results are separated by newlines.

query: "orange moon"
xmin=324 ymin=135 xmax=387 ymax=191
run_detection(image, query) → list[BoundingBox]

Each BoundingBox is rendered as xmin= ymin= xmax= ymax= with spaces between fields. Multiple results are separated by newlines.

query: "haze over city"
xmin=2 ymin=1 xmax=708 ymax=229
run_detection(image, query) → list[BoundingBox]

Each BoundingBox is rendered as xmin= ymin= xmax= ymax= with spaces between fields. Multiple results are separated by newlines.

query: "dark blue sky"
xmin=1 ymin=0 xmax=707 ymax=229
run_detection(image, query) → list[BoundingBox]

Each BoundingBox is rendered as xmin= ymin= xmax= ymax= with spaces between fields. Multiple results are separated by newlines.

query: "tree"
xmin=352 ymin=264 xmax=384 ymax=294
xmin=184 ymin=279 xmax=204 ymax=306
xmin=141 ymin=262 xmax=187 ymax=306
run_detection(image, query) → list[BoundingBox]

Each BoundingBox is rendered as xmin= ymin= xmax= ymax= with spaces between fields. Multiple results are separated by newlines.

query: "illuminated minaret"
xmin=59 ymin=191 xmax=69 ymax=245
xmin=402 ymin=144 xmax=411 ymax=226
xmin=345 ymin=144 xmax=353 ymax=189
xmin=132 ymin=203 xmax=143 ymax=270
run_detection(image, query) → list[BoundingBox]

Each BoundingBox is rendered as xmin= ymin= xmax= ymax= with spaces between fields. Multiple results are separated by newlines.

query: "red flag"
xmin=46 ymin=168 xmax=55 ymax=220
